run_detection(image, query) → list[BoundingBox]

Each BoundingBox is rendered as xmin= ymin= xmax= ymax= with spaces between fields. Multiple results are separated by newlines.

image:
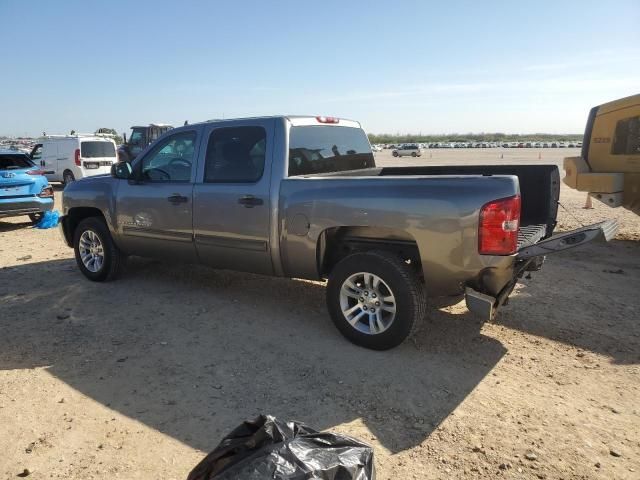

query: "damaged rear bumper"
xmin=465 ymin=219 xmax=619 ymax=321
xmin=465 ymin=287 xmax=496 ymax=321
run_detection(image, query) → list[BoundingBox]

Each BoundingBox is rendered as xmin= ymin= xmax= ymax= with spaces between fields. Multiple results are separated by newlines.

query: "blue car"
xmin=0 ymin=149 xmax=54 ymax=223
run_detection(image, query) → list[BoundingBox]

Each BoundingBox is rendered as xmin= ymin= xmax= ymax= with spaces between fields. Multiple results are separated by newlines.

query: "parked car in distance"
xmin=0 ymin=149 xmax=54 ymax=223
xmin=31 ymin=135 xmax=118 ymax=185
xmin=59 ymin=115 xmax=617 ymax=350
xmin=371 ymin=144 xmax=383 ymax=152
xmin=392 ymin=144 xmax=422 ymax=157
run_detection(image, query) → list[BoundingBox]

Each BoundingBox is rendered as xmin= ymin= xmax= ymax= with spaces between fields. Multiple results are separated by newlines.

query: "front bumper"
xmin=0 ymin=197 xmax=54 ymax=218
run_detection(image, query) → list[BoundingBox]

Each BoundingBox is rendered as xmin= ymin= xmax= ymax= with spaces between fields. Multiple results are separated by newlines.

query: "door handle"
xmin=167 ymin=194 xmax=188 ymax=204
xmin=238 ymin=195 xmax=263 ymax=208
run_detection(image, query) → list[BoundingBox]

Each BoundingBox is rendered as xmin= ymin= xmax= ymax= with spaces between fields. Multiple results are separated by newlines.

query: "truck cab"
xmin=563 ymin=93 xmax=640 ymax=215
xmin=118 ymin=124 xmax=173 ymax=163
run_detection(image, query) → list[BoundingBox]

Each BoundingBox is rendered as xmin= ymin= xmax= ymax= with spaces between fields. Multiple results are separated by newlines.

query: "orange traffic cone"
xmin=583 ymin=194 xmax=593 ymax=209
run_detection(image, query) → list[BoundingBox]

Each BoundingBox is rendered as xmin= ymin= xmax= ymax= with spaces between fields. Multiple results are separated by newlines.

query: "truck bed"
xmin=376 ymin=165 xmax=560 ymax=237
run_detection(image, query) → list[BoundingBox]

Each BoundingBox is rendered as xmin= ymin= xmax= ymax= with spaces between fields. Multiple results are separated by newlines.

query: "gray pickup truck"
xmin=59 ymin=115 xmax=617 ymax=350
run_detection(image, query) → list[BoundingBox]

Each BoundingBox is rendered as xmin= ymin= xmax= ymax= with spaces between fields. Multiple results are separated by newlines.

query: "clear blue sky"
xmin=1 ymin=0 xmax=639 ymax=137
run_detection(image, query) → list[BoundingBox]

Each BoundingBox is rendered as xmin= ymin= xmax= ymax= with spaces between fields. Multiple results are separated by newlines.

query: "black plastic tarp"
xmin=187 ymin=415 xmax=375 ymax=480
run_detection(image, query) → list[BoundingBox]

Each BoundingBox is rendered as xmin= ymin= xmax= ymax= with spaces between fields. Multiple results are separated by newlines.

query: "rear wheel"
xmin=412 ymin=152 xmax=417 ymax=157
xmin=73 ymin=217 xmax=125 ymax=281
xmin=63 ymin=170 xmax=75 ymax=185
xmin=392 ymin=151 xmax=399 ymax=157
xmin=326 ymin=250 xmax=426 ymax=350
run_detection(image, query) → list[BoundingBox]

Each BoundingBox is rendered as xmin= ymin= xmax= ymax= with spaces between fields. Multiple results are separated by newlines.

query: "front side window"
xmin=139 ymin=131 xmax=196 ymax=182
xmin=204 ymin=126 xmax=266 ymax=183
xmin=612 ymin=115 xmax=640 ymax=155
xmin=129 ymin=129 xmax=145 ymax=146
xmin=288 ymin=126 xmax=375 ymax=176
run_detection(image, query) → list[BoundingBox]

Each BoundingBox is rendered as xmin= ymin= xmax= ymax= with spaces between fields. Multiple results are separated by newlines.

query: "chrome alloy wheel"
xmin=79 ymin=230 xmax=104 ymax=273
xmin=339 ymin=272 xmax=397 ymax=335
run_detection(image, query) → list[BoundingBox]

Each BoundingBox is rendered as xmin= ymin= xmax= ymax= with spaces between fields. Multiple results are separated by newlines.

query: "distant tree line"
xmin=368 ymin=132 xmax=584 ymax=144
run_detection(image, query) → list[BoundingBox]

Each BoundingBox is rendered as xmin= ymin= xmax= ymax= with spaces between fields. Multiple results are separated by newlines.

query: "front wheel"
xmin=326 ymin=250 xmax=426 ymax=350
xmin=411 ymin=152 xmax=417 ymax=157
xmin=392 ymin=152 xmax=398 ymax=157
xmin=73 ymin=217 xmax=125 ymax=281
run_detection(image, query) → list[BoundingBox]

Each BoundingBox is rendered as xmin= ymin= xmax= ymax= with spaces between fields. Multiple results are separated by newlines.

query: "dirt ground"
xmin=1 ymin=148 xmax=638 ymax=479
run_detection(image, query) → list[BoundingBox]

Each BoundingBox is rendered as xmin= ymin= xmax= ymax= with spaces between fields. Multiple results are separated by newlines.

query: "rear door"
xmin=192 ymin=119 xmax=274 ymax=275
xmin=80 ymin=139 xmax=117 ymax=177
xmin=115 ymin=128 xmax=201 ymax=262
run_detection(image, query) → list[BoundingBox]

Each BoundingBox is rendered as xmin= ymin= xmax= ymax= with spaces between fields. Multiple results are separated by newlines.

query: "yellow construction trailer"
xmin=564 ymin=93 xmax=640 ymax=215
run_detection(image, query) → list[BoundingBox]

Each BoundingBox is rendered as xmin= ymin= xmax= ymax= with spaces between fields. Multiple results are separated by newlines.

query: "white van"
xmin=31 ymin=135 xmax=118 ymax=184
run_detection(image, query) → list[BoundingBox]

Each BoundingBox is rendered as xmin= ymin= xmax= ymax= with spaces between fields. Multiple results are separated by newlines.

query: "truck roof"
xmin=38 ymin=135 xmax=115 ymax=142
xmin=596 ymin=93 xmax=640 ymax=115
xmin=130 ymin=123 xmax=173 ymax=128
xmin=201 ymin=115 xmax=361 ymax=128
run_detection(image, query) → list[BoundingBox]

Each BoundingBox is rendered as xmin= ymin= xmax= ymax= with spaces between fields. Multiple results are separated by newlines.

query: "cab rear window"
xmin=81 ymin=141 xmax=116 ymax=158
xmin=288 ymin=126 xmax=375 ymax=176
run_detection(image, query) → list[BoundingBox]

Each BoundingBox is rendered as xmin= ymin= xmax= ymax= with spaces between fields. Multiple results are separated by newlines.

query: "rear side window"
xmin=612 ymin=115 xmax=640 ymax=155
xmin=81 ymin=141 xmax=116 ymax=158
xmin=204 ymin=126 xmax=266 ymax=183
xmin=288 ymin=126 xmax=375 ymax=176
xmin=0 ymin=154 xmax=34 ymax=170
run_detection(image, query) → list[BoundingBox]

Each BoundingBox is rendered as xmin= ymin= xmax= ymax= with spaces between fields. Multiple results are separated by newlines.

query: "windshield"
xmin=129 ymin=128 xmax=145 ymax=146
xmin=288 ymin=126 xmax=375 ymax=176
xmin=81 ymin=141 xmax=116 ymax=158
xmin=0 ymin=154 xmax=34 ymax=170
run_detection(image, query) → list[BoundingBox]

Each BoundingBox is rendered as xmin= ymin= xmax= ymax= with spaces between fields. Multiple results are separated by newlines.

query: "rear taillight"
xmin=478 ymin=195 xmax=521 ymax=255
xmin=316 ymin=116 xmax=339 ymax=124
xmin=38 ymin=185 xmax=54 ymax=198
xmin=75 ymin=148 xmax=81 ymax=166
xmin=26 ymin=170 xmax=46 ymax=175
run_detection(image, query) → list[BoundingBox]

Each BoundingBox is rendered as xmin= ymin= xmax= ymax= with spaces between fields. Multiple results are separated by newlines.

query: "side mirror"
xmin=111 ymin=161 xmax=133 ymax=179
xmin=122 ymin=133 xmax=127 ymax=144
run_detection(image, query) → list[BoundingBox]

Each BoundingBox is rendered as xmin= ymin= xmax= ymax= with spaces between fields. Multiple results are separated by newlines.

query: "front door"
xmin=193 ymin=120 xmax=274 ymax=275
xmin=115 ymin=128 xmax=201 ymax=262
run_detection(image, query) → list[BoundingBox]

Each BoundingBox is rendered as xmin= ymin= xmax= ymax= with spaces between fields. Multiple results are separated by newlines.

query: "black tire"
xmin=412 ymin=152 xmax=417 ymax=157
xmin=73 ymin=217 xmax=125 ymax=282
xmin=63 ymin=171 xmax=75 ymax=185
xmin=392 ymin=151 xmax=398 ymax=157
xmin=326 ymin=250 xmax=426 ymax=350
xmin=28 ymin=212 xmax=44 ymax=224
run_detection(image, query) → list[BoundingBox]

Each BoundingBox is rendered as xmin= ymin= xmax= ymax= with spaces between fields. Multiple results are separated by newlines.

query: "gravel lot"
xmin=1 ymin=148 xmax=638 ymax=479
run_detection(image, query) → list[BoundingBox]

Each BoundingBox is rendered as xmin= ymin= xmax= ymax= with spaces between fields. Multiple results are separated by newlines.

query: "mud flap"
xmin=517 ymin=219 xmax=618 ymax=260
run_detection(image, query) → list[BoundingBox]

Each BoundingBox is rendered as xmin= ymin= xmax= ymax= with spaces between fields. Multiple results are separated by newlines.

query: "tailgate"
xmin=1 ymin=180 xmax=34 ymax=198
xmin=517 ymin=219 xmax=618 ymax=259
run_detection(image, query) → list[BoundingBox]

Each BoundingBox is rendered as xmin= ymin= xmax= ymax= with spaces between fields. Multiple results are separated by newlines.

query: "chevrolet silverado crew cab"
xmin=59 ymin=115 xmax=617 ymax=350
